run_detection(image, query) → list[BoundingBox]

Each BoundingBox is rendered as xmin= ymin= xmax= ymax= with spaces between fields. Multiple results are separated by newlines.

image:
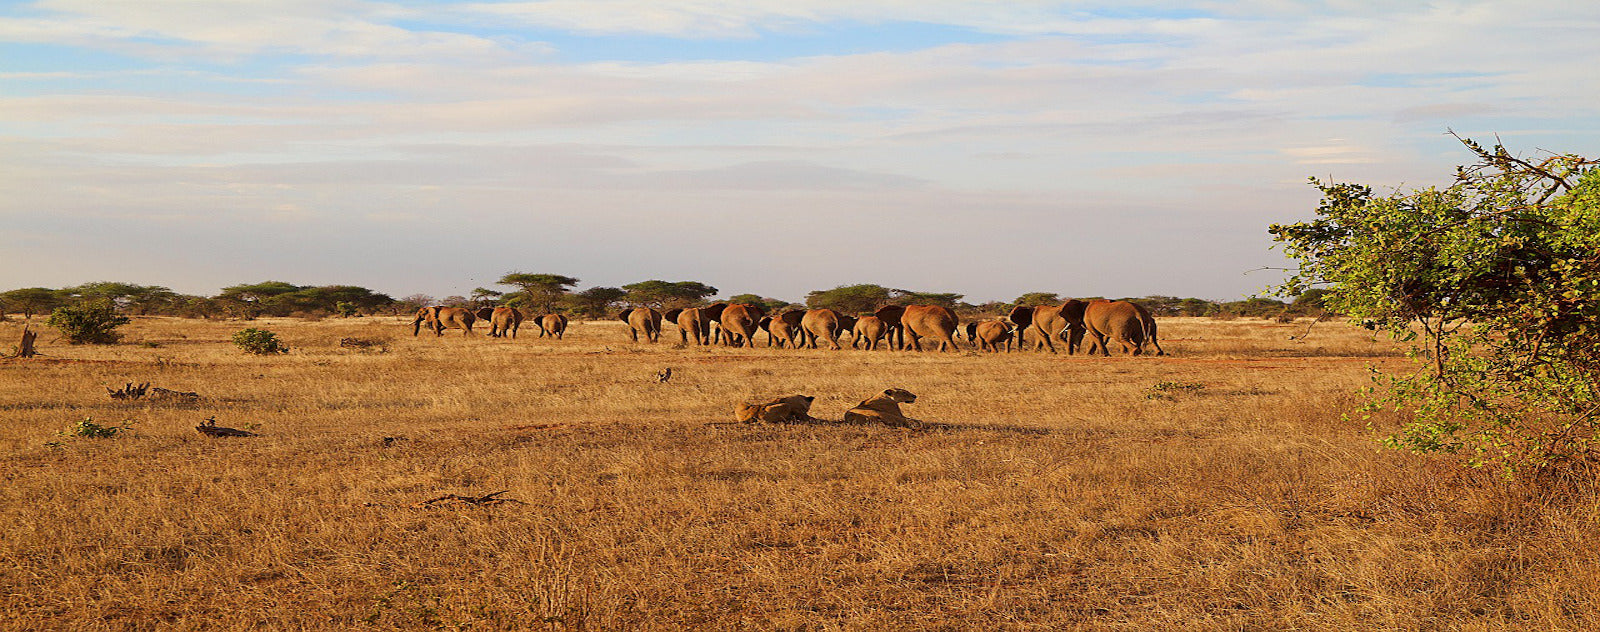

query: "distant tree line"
xmin=0 ymin=277 xmax=1336 ymax=321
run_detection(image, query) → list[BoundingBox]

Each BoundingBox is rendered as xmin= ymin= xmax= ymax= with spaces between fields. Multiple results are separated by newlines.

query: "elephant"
xmin=617 ymin=307 xmax=663 ymax=343
xmin=412 ymin=306 xmax=475 ymax=337
xmin=482 ymin=307 xmax=523 ymax=338
xmin=851 ymin=315 xmax=887 ymax=350
xmin=872 ymin=305 xmax=908 ymax=350
xmin=718 ymin=303 xmax=765 ymax=348
xmin=665 ymin=305 xmax=718 ymax=346
xmin=1007 ymin=301 xmax=1089 ymax=353
xmin=965 ymin=319 xmax=1016 ymax=352
xmin=760 ymin=309 xmax=805 ymax=348
xmin=877 ymin=304 xmax=960 ymax=352
xmin=535 ymin=313 xmax=568 ymax=339
xmin=799 ymin=309 xmax=855 ymax=350
xmin=1082 ymin=300 xmax=1163 ymax=356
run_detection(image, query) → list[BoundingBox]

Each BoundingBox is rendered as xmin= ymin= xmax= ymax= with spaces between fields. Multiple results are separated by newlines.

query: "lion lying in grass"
xmin=843 ymin=388 xmax=920 ymax=427
xmin=735 ymin=395 xmax=816 ymax=424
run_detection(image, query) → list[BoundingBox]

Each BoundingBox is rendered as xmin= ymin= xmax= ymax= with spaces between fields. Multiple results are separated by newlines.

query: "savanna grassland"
xmin=3 ymin=316 xmax=1599 ymax=631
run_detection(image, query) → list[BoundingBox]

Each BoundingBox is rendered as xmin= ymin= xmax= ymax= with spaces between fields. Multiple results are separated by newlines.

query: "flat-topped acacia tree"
xmin=498 ymin=273 xmax=579 ymax=314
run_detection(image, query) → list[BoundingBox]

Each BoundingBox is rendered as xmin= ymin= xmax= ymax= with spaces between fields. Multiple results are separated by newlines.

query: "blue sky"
xmin=3 ymin=1 xmax=1598 ymax=302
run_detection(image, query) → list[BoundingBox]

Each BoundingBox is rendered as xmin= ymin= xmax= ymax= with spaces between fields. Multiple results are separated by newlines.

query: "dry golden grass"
xmin=2 ymin=315 xmax=1598 ymax=630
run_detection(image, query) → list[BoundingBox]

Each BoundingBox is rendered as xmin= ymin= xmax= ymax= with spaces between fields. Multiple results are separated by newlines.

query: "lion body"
xmin=844 ymin=388 xmax=919 ymax=427
xmin=735 ymin=395 xmax=816 ymax=424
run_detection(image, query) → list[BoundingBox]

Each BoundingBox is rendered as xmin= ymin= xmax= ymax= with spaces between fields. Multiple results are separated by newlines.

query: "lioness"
xmin=735 ymin=394 xmax=816 ymax=424
xmin=844 ymin=388 xmax=920 ymax=427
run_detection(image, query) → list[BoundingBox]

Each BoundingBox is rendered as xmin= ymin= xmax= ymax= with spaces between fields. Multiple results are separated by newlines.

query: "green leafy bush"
xmin=233 ymin=328 xmax=289 ymax=355
xmin=62 ymin=417 xmax=129 ymax=438
xmin=46 ymin=301 xmax=131 ymax=344
xmin=1271 ymin=136 xmax=1600 ymax=474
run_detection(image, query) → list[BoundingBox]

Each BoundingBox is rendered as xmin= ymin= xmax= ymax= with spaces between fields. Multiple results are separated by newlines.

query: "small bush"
xmin=47 ymin=301 xmax=131 ymax=345
xmin=62 ymin=417 xmax=129 ymax=438
xmin=233 ymin=328 xmax=289 ymax=355
xmin=1146 ymin=381 xmax=1206 ymax=400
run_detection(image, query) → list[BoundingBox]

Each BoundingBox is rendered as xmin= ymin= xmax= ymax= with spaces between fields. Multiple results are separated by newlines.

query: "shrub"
xmin=233 ymin=328 xmax=289 ymax=355
xmin=47 ymin=301 xmax=131 ymax=344
xmin=1271 ymin=136 xmax=1600 ymax=474
xmin=62 ymin=417 xmax=128 ymax=438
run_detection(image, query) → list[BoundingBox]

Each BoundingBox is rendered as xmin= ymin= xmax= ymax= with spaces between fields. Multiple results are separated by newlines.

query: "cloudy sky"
xmin=2 ymin=1 xmax=1596 ymax=303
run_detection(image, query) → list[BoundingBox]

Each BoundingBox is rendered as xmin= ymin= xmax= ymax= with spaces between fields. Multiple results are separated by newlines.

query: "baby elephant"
xmin=736 ymin=395 xmax=816 ymax=424
xmin=964 ymin=320 xmax=1015 ymax=352
xmin=844 ymin=388 xmax=920 ymax=427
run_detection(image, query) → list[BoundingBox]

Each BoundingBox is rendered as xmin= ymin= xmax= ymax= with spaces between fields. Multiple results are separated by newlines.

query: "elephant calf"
xmin=965 ymin=320 xmax=1015 ymax=352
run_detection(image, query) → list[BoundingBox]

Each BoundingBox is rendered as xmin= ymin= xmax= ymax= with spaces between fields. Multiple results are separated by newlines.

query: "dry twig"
xmin=412 ymin=490 xmax=525 ymax=508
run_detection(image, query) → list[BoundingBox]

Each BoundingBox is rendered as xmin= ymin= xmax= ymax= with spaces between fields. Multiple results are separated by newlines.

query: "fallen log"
xmin=196 ymin=416 xmax=256 ymax=437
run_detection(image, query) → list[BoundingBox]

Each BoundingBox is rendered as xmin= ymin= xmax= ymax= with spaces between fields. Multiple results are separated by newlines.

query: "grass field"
xmin=3 ymin=316 xmax=1598 ymax=630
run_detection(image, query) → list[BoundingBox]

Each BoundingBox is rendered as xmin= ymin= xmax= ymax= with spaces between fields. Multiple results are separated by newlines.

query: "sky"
xmin=2 ymin=1 xmax=1597 ymax=303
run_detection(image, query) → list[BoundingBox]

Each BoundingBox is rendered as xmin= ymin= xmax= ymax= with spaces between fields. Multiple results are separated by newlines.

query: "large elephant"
xmin=877 ymin=304 xmax=960 ymax=352
xmin=617 ymin=307 xmax=663 ymax=343
xmin=872 ymin=305 xmax=907 ymax=350
xmin=412 ymin=306 xmax=476 ymax=337
xmin=852 ymin=315 xmax=887 ymax=350
xmin=535 ymin=313 xmax=568 ymax=339
xmin=482 ymin=307 xmax=523 ymax=338
xmin=965 ymin=319 xmax=1016 ymax=352
xmin=665 ymin=305 xmax=719 ymax=346
xmin=760 ymin=309 xmax=805 ymax=348
xmin=799 ymin=309 xmax=854 ymax=350
xmin=1082 ymin=300 xmax=1163 ymax=356
xmin=719 ymin=303 xmax=765 ymax=348
xmin=1007 ymin=300 xmax=1089 ymax=353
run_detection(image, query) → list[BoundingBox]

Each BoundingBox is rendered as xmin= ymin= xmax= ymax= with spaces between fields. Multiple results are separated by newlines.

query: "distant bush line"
xmin=0 ymin=279 xmax=1334 ymax=322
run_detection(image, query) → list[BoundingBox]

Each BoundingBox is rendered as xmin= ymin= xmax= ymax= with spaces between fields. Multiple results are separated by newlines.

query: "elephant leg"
xmin=629 ymin=328 xmax=639 ymax=343
xmin=1034 ymin=325 xmax=1056 ymax=353
xmin=1146 ymin=322 xmax=1165 ymax=356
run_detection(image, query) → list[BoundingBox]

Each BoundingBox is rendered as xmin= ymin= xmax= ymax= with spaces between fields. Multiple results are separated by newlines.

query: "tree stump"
xmin=16 ymin=326 xmax=37 ymax=358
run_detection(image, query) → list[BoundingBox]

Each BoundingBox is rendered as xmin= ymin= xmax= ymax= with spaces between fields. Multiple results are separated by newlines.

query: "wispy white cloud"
xmin=1 ymin=1 xmax=1596 ymax=299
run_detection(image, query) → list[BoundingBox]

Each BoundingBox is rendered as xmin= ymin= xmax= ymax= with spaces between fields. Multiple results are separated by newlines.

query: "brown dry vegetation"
xmin=2 ymin=316 xmax=1598 ymax=630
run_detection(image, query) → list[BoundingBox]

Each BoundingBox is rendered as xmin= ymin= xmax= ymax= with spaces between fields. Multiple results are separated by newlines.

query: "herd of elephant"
xmin=413 ymin=300 xmax=1164 ymax=356
xmin=411 ymin=306 xmax=568 ymax=339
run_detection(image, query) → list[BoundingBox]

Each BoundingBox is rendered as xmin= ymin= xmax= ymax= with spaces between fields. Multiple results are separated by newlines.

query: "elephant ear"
xmin=1007 ymin=305 xmax=1035 ymax=328
xmin=758 ymin=316 xmax=772 ymax=332
xmin=663 ymin=308 xmax=684 ymax=323
xmin=837 ymin=314 xmax=857 ymax=331
xmin=745 ymin=304 xmax=767 ymax=319
xmin=874 ymin=304 xmax=904 ymax=323
xmin=964 ymin=322 xmax=977 ymax=340
xmin=1061 ymin=299 xmax=1089 ymax=324
xmin=617 ymin=308 xmax=633 ymax=322
xmin=702 ymin=302 xmax=728 ymax=320
xmin=781 ymin=309 xmax=805 ymax=326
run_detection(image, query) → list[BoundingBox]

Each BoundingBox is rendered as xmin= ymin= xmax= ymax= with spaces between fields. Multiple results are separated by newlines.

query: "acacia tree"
xmin=621 ymin=280 xmax=718 ymax=308
xmin=805 ymin=284 xmax=891 ymax=314
xmin=1270 ymin=136 xmax=1599 ymax=473
xmin=0 ymin=288 xmax=64 ymax=319
xmin=499 ymin=273 xmax=579 ymax=314
xmin=564 ymin=287 xmax=626 ymax=318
